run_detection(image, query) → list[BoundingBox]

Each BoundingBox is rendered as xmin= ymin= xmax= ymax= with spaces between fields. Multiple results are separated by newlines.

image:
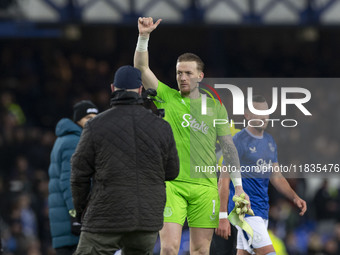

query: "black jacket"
xmin=71 ymin=91 xmax=179 ymax=233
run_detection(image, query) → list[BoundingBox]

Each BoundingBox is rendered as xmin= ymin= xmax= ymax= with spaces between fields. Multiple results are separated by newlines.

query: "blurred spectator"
xmin=16 ymin=194 xmax=38 ymax=238
xmin=335 ymin=223 xmax=340 ymax=255
xmin=285 ymin=231 xmax=304 ymax=255
xmin=5 ymin=218 xmax=30 ymax=255
xmin=48 ymin=100 xmax=98 ymax=255
xmin=31 ymin=170 xmax=50 ymax=255
xmin=0 ymin=91 xmax=26 ymax=126
xmin=9 ymin=156 xmax=33 ymax=194
xmin=307 ymin=233 xmax=323 ymax=255
xmin=313 ymin=180 xmax=339 ymax=221
xmin=323 ymin=238 xmax=338 ymax=255
xmin=0 ymin=227 xmax=3 ymax=255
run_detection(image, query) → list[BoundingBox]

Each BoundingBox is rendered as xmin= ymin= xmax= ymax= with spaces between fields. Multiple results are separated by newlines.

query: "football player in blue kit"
xmin=228 ymin=95 xmax=307 ymax=255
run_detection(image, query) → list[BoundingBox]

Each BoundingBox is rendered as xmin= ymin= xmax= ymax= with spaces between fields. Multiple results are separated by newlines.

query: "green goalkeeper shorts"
xmin=163 ymin=180 xmax=220 ymax=228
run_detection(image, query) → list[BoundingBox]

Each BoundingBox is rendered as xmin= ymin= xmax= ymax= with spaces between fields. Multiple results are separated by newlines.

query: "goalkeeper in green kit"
xmin=134 ymin=17 xmax=251 ymax=255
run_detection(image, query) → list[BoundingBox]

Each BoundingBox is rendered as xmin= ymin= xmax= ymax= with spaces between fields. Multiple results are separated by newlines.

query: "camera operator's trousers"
xmin=74 ymin=230 xmax=158 ymax=255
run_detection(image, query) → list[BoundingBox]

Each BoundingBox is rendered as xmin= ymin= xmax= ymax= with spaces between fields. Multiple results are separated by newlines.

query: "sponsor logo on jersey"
xmin=256 ymin=159 xmax=273 ymax=173
xmin=181 ymin=113 xmax=209 ymax=134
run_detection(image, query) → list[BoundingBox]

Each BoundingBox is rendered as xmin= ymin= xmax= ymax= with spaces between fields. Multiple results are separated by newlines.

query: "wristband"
xmin=219 ymin=212 xmax=229 ymax=219
xmin=231 ymin=177 xmax=242 ymax=187
xmin=136 ymin=35 xmax=149 ymax=52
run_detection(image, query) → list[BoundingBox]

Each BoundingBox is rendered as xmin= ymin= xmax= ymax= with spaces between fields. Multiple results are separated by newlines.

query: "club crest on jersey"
xmin=249 ymin=146 xmax=257 ymax=153
xmin=181 ymin=114 xmax=209 ymax=134
xmin=164 ymin=207 xmax=173 ymax=217
xmin=268 ymin=143 xmax=275 ymax=152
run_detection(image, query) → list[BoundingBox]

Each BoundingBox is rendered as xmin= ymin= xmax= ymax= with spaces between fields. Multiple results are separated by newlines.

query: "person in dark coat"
xmin=71 ymin=65 xmax=180 ymax=255
xmin=48 ymin=100 xmax=98 ymax=255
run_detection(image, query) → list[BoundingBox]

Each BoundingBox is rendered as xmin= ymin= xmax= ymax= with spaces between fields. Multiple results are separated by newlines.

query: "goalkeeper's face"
xmin=245 ymin=101 xmax=270 ymax=132
xmin=176 ymin=61 xmax=203 ymax=96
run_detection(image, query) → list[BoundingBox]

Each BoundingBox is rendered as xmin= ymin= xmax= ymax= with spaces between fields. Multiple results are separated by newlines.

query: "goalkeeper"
xmin=134 ymin=17 xmax=250 ymax=255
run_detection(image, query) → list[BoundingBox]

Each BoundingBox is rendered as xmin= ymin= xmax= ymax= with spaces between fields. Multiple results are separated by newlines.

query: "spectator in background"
xmin=17 ymin=193 xmax=38 ymax=239
xmin=0 ymin=231 xmax=2 ymax=255
xmin=313 ymin=180 xmax=339 ymax=221
xmin=48 ymin=100 xmax=98 ymax=255
xmin=5 ymin=217 xmax=30 ymax=255
xmin=334 ymin=223 xmax=340 ymax=255
xmin=71 ymin=65 xmax=179 ymax=254
xmin=0 ymin=91 xmax=26 ymax=126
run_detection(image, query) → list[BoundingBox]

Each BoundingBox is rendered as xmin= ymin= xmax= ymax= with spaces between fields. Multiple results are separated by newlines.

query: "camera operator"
xmin=142 ymin=88 xmax=165 ymax=118
xmin=71 ymin=65 xmax=179 ymax=255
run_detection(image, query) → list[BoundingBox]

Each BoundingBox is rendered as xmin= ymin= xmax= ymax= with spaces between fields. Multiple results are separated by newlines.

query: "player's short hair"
xmin=252 ymin=95 xmax=267 ymax=103
xmin=245 ymin=95 xmax=267 ymax=110
xmin=177 ymin=53 xmax=204 ymax=72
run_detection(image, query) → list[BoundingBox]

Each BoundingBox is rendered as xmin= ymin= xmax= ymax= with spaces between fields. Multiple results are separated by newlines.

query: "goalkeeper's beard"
xmin=180 ymin=84 xmax=199 ymax=97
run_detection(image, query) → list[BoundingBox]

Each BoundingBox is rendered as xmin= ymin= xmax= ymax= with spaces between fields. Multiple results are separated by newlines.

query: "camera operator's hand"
xmin=69 ymin=209 xmax=81 ymax=236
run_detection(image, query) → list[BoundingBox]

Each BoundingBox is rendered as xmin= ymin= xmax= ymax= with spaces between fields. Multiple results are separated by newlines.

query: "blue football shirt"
xmin=227 ymin=128 xmax=278 ymax=219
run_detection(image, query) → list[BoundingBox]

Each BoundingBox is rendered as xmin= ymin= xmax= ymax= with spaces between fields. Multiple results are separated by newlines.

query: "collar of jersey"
xmin=245 ymin=127 xmax=264 ymax=139
xmin=179 ymin=93 xmax=202 ymax=101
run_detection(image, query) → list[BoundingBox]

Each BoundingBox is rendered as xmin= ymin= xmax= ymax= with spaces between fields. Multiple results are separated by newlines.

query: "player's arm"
xmin=270 ymin=162 xmax=307 ymax=216
xmin=134 ymin=17 xmax=162 ymax=90
xmin=217 ymin=135 xmax=249 ymax=238
xmin=215 ymin=173 xmax=231 ymax=239
xmin=217 ymin=135 xmax=250 ymax=204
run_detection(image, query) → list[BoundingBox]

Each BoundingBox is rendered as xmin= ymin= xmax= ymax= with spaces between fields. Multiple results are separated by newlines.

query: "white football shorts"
xmin=236 ymin=216 xmax=272 ymax=254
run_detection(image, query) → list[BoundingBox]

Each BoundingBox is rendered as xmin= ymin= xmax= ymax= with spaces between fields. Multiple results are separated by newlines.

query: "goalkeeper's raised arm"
xmin=134 ymin=17 xmax=162 ymax=90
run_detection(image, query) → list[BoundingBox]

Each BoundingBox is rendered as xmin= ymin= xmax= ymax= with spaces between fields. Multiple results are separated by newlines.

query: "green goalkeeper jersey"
xmin=154 ymin=81 xmax=231 ymax=188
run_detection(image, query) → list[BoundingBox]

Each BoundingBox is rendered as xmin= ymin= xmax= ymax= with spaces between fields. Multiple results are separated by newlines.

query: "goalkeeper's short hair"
xmin=177 ymin=53 xmax=204 ymax=72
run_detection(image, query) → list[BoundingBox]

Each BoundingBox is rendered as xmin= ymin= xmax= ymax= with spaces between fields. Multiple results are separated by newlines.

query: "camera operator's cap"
xmin=73 ymin=100 xmax=98 ymax=122
xmin=113 ymin=65 xmax=142 ymax=89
